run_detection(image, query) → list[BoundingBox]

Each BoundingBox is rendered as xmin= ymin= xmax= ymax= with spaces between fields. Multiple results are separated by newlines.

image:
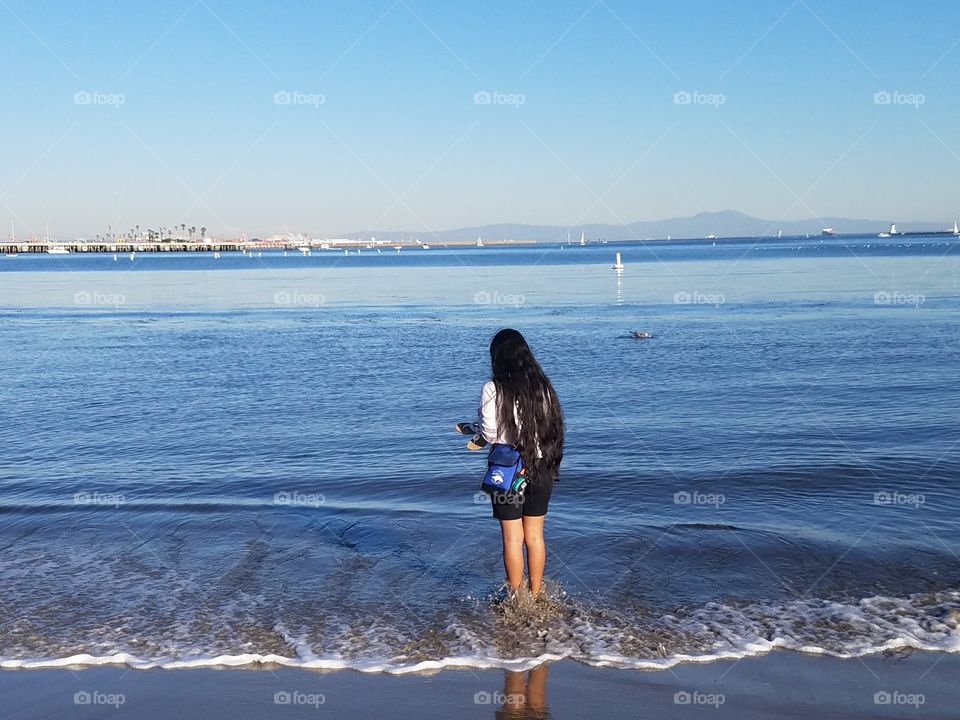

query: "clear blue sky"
xmin=2 ymin=0 xmax=959 ymax=238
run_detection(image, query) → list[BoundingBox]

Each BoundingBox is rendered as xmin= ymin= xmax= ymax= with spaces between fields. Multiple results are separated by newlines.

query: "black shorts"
xmin=490 ymin=478 xmax=553 ymax=521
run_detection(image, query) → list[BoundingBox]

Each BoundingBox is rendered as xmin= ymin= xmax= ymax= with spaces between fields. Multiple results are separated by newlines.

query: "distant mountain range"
xmin=344 ymin=210 xmax=958 ymax=243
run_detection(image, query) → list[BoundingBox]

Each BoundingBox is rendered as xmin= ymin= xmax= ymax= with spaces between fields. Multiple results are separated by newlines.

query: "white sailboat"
xmin=579 ymin=232 xmax=586 ymax=246
xmin=476 ymin=236 xmax=484 ymax=248
xmin=879 ymin=223 xmax=898 ymax=238
xmin=612 ymin=252 xmax=624 ymax=271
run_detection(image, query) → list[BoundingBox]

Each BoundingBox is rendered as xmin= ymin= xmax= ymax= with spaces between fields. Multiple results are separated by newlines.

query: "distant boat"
xmin=612 ymin=252 xmax=624 ymax=271
xmin=394 ymin=245 xmax=402 ymax=252
xmin=952 ymin=221 xmax=959 ymax=236
xmin=706 ymin=234 xmax=717 ymax=239
xmin=580 ymin=232 xmax=586 ymax=246
xmin=4 ymin=253 xmax=17 ymax=258
xmin=777 ymin=230 xmax=782 ymax=239
xmin=821 ymin=228 xmax=837 ymax=236
xmin=421 ymin=244 xmax=430 ymax=250
xmin=477 ymin=236 xmax=484 ymax=247
xmin=298 ymin=246 xmax=311 ymax=255
xmin=48 ymin=245 xmax=69 ymax=254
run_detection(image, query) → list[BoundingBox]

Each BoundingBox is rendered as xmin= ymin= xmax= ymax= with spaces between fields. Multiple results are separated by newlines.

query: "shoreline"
xmin=3 ymin=231 xmax=957 ymax=255
xmin=3 ymin=651 xmax=958 ymax=719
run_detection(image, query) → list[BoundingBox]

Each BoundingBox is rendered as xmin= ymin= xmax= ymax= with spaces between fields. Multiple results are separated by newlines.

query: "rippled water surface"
xmin=1 ymin=237 xmax=959 ymax=671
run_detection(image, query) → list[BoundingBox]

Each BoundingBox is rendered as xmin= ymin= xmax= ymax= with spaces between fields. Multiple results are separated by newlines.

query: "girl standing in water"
xmin=475 ymin=329 xmax=564 ymax=595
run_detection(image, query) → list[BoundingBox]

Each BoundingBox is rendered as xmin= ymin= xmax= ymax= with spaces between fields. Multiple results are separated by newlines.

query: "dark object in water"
xmin=631 ymin=330 xmax=653 ymax=339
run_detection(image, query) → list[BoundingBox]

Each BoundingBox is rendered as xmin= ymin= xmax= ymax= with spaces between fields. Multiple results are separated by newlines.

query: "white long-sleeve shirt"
xmin=478 ymin=380 xmax=512 ymax=445
xmin=477 ymin=381 xmax=543 ymax=459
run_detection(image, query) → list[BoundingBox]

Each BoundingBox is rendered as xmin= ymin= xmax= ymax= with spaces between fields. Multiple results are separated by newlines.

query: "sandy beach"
xmin=3 ymin=651 xmax=957 ymax=719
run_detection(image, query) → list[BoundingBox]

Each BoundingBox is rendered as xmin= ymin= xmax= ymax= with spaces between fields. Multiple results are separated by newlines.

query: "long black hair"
xmin=489 ymin=328 xmax=564 ymax=482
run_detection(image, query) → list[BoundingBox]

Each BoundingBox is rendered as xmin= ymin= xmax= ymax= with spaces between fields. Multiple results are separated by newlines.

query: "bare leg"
xmin=522 ymin=515 xmax=546 ymax=594
xmin=499 ymin=518 xmax=524 ymax=590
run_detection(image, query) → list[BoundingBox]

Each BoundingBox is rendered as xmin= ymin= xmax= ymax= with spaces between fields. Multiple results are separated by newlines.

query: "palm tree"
xmin=200 ymin=226 xmax=207 ymax=239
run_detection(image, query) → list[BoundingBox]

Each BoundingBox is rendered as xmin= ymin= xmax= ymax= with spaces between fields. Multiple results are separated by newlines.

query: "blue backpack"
xmin=481 ymin=444 xmax=527 ymax=495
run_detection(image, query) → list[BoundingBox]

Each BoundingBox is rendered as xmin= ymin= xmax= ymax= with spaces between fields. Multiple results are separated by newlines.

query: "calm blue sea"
xmin=1 ymin=236 xmax=959 ymax=671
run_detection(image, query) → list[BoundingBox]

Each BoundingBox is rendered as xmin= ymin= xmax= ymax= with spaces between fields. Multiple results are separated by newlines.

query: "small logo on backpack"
xmin=491 ymin=471 xmax=505 ymax=485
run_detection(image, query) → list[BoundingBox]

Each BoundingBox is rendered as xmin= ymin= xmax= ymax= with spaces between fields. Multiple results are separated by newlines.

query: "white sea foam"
xmin=2 ymin=591 xmax=958 ymax=673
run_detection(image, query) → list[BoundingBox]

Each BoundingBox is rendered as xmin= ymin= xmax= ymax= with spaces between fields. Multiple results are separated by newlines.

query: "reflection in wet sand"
xmin=495 ymin=664 xmax=549 ymax=719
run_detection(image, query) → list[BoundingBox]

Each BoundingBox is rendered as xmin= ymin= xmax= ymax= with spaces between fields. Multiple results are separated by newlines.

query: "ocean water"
xmin=1 ymin=236 xmax=959 ymax=672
